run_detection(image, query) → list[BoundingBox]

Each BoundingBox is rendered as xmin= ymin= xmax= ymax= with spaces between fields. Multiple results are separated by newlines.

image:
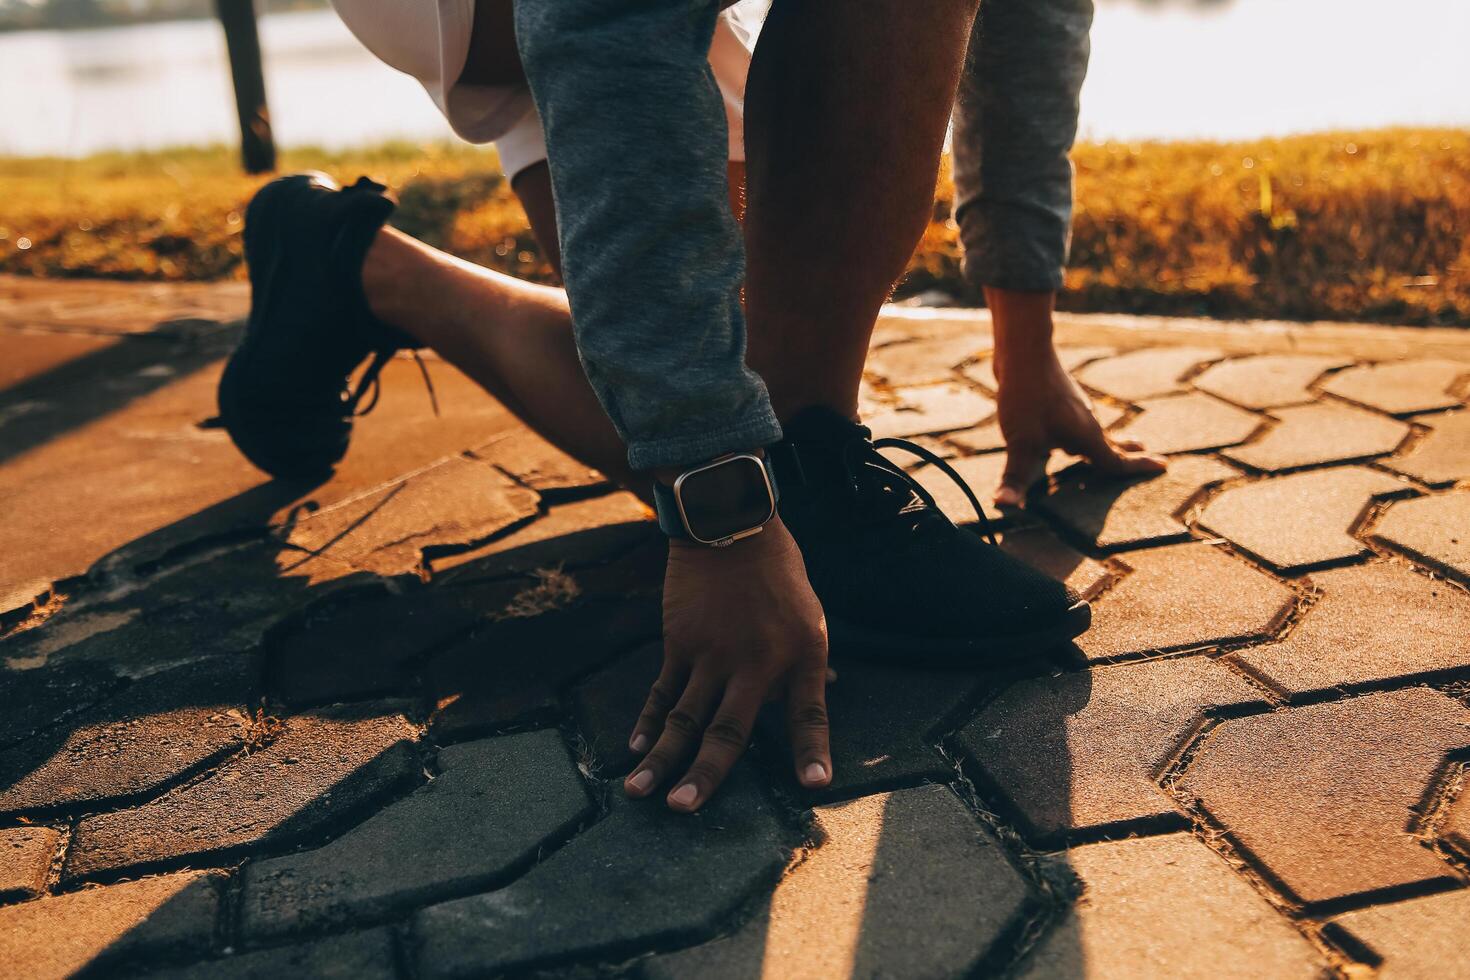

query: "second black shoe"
xmin=771 ymin=406 xmax=1091 ymax=665
xmin=219 ymin=172 xmax=413 ymax=481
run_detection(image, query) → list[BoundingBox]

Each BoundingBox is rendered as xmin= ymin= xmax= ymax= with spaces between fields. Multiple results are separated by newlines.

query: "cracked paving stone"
xmin=144 ymin=928 xmax=398 ymax=980
xmin=864 ymin=334 xmax=991 ymax=387
xmin=1015 ymin=834 xmax=1327 ymax=979
xmin=410 ymin=766 xmax=794 ymax=978
xmin=943 ymin=400 xmax=1126 ymax=457
xmin=265 ymin=577 xmax=526 ymax=707
xmin=1177 ymin=688 xmax=1470 ymax=906
xmin=640 ymin=785 xmax=1032 ymax=980
xmin=424 ymin=596 xmax=662 ymax=740
xmin=1038 ymin=456 xmax=1240 ymax=550
xmin=0 ymin=826 xmax=61 ymax=901
xmin=242 ymin=730 xmax=593 ymax=937
xmin=1108 ymin=392 xmax=1263 ymax=455
xmin=996 ymin=527 xmax=1113 ymax=601
xmin=1326 ymin=889 xmax=1470 ymax=980
xmin=281 ymin=455 xmax=542 ymax=577
xmin=1221 ymin=402 xmax=1410 ymax=472
xmin=1322 ymin=359 xmax=1468 ymax=416
xmin=1077 ymin=543 xmax=1295 ymax=662
xmin=1074 ymin=346 xmax=1223 ymax=402
xmin=758 ymin=660 xmax=983 ymax=799
xmin=1381 ymin=411 xmax=1470 ymax=487
xmin=1227 ymin=562 xmax=1470 ymax=696
xmin=954 ymin=657 xmax=1265 ymax=841
xmin=65 ymin=702 xmax=420 ymax=883
xmin=470 ymin=429 xmax=609 ymax=498
xmin=1198 ymin=466 xmax=1410 ymax=571
xmin=1371 ymin=492 xmax=1470 ymax=584
xmin=430 ymin=491 xmax=655 ymax=581
xmin=571 ymin=641 xmax=662 ymax=776
xmin=865 ymin=383 xmax=996 ymax=440
xmin=0 ymin=657 xmax=255 ymax=816
xmin=959 ymin=345 xmax=1116 ymax=393
xmin=0 ymin=540 xmax=362 ymax=683
xmin=0 ymin=869 xmax=223 ymax=978
xmin=1191 ymin=352 xmax=1353 ymax=410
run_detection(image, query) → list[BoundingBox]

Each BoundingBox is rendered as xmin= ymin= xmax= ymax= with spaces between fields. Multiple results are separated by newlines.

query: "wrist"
xmin=986 ymin=285 xmax=1058 ymax=365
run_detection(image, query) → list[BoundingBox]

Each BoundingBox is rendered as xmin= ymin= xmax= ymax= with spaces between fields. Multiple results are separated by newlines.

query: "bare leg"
xmin=742 ymin=0 xmax=980 ymax=420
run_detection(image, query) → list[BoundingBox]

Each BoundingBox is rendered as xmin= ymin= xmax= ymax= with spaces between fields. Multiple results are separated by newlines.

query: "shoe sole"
xmin=219 ymin=173 xmax=347 ymax=481
xmin=826 ymin=599 xmax=1092 ymax=667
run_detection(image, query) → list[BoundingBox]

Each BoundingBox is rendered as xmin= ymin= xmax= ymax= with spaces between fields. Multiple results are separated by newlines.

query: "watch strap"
xmin=651 ymin=454 xmax=780 ymax=541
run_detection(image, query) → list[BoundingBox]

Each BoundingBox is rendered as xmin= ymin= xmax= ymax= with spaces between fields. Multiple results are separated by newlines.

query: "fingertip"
xmin=994 ymin=485 xmax=1023 ymax=508
xmin=668 ymin=782 xmax=700 ymax=811
xmin=629 ymin=732 xmax=651 ymax=754
xmin=624 ymin=768 xmax=655 ymax=797
xmin=800 ymin=761 xmax=831 ymax=787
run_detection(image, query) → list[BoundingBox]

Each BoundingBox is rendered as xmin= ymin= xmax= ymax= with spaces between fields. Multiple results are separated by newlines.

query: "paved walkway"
xmin=2 ymin=275 xmax=1469 ymax=979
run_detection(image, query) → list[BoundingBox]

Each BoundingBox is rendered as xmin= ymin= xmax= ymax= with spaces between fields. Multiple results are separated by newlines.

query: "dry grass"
xmin=1 ymin=128 xmax=1466 ymax=325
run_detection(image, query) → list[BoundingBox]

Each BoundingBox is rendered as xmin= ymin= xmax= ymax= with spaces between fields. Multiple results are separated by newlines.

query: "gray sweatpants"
xmin=952 ymin=0 xmax=1094 ymax=292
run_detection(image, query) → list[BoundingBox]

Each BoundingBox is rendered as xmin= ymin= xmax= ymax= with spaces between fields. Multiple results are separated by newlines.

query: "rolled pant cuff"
xmin=625 ymin=412 xmax=785 ymax=472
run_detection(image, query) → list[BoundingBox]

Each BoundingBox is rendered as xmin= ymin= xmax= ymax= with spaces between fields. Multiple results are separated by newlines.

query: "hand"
xmin=985 ymin=286 xmax=1166 ymax=508
xmin=624 ymin=515 xmax=832 ymax=812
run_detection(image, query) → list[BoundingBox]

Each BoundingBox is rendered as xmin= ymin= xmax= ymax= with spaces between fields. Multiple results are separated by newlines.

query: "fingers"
xmin=627 ymin=657 xmax=689 ymax=756
xmin=786 ymin=666 xmax=833 ymax=791
xmin=624 ymin=673 xmax=718 ymax=800
xmin=995 ymin=442 xmax=1049 ymax=508
xmin=664 ymin=682 xmax=765 ymax=813
xmin=1081 ymin=430 xmax=1168 ymax=479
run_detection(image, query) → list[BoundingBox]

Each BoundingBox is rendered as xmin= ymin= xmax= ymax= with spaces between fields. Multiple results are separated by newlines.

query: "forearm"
xmin=951 ymin=0 xmax=1093 ymax=293
xmin=514 ymin=0 xmax=780 ymax=471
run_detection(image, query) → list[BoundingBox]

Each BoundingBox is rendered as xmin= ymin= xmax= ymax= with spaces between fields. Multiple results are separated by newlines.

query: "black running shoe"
xmin=771 ymin=406 xmax=1090 ymax=664
xmin=219 ymin=172 xmax=413 ymax=480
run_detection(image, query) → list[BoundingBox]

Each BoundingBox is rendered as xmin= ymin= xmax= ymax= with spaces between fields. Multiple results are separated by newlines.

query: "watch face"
xmin=676 ymin=455 xmax=775 ymax=544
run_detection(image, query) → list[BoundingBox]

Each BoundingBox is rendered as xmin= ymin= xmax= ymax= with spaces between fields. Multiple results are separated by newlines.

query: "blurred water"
xmin=0 ymin=0 xmax=1466 ymax=158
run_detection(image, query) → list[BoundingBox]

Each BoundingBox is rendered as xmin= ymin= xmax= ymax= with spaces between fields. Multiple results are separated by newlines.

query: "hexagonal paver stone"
xmin=865 ymin=334 xmax=991 ymax=386
xmin=281 ymin=456 xmax=542 ymax=577
xmin=954 ymin=658 xmax=1265 ymax=842
xmin=1198 ymin=467 xmax=1410 ymax=571
xmin=0 ymin=657 xmax=255 ymax=817
xmin=1222 ymin=402 xmax=1411 ymax=473
xmin=1075 ymin=346 xmax=1223 ymax=402
xmin=1013 ymin=834 xmax=1326 ymax=979
xmin=145 ymin=928 xmax=398 ymax=980
xmin=1177 ymin=688 xmax=1470 ymax=906
xmin=241 ymin=730 xmax=593 ymax=937
xmin=944 ymin=400 xmax=1126 ymax=457
xmin=571 ymin=641 xmax=663 ymax=776
xmin=1372 ymin=493 xmax=1470 ymax=584
xmin=865 ymin=383 xmax=996 ymax=440
xmin=1383 ymin=412 xmax=1470 ymax=487
xmin=65 ymin=703 xmax=420 ymax=882
xmin=959 ymin=345 xmax=1116 ymax=393
xmin=1108 ymin=393 xmax=1263 ymax=455
xmin=0 ymin=826 xmax=60 ymax=901
xmin=1191 ymin=352 xmax=1353 ymax=410
xmin=996 ymin=527 xmax=1113 ymax=601
xmin=411 ymin=767 xmax=793 ymax=978
xmin=1227 ymin=562 xmax=1470 ymax=696
xmin=1326 ymin=889 xmax=1470 ymax=980
xmin=0 ymin=869 xmax=222 ymax=978
xmin=424 ymin=596 xmax=661 ymax=740
xmin=640 ymin=786 xmax=1032 ymax=980
xmin=1322 ymin=359 xmax=1468 ymax=416
xmin=1039 ymin=456 xmax=1241 ymax=551
xmin=1076 ymin=543 xmax=1296 ymax=662
xmin=758 ymin=660 xmax=983 ymax=799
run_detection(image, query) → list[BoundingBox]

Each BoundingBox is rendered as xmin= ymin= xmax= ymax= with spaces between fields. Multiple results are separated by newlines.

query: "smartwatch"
xmin=651 ymin=452 xmax=780 ymax=547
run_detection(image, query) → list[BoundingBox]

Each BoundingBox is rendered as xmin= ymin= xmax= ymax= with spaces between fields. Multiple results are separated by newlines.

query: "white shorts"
xmin=329 ymin=0 xmax=755 ymax=181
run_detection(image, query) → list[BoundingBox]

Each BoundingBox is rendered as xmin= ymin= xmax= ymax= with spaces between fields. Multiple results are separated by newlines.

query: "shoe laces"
xmin=838 ymin=434 xmax=998 ymax=546
xmin=345 ymin=349 xmax=440 ymax=418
